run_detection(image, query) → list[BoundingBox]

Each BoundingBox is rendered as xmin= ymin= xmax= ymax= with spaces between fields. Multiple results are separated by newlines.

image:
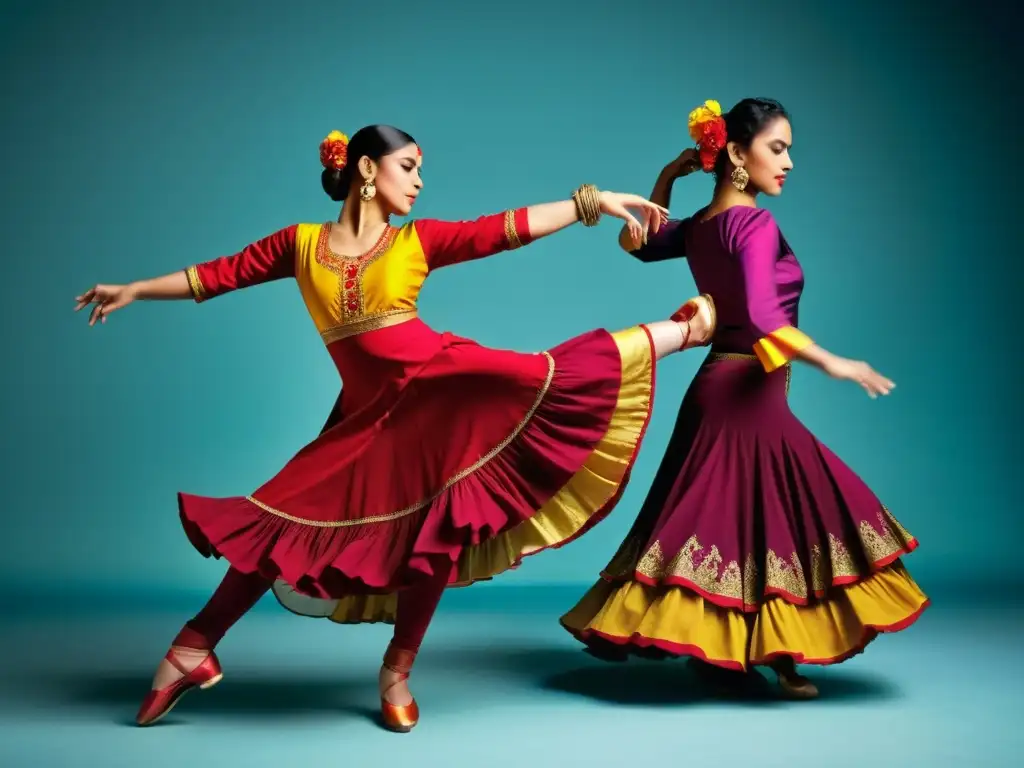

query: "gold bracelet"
xmin=583 ymin=184 xmax=601 ymax=225
xmin=572 ymin=184 xmax=602 ymax=226
xmin=571 ymin=188 xmax=587 ymax=225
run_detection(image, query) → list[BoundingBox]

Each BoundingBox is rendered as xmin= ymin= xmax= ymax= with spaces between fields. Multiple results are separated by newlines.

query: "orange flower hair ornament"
xmin=687 ymin=100 xmax=727 ymax=173
xmin=319 ymin=130 xmax=349 ymax=171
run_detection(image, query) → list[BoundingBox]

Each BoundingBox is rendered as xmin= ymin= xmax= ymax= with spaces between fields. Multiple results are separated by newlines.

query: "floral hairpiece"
xmin=687 ymin=100 xmax=726 ymax=173
xmin=319 ymin=130 xmax=349 ymax=171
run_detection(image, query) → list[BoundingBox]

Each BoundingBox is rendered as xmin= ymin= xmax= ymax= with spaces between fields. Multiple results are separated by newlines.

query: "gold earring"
xmin=731 ymin=166 xmax=749 ymax=192
xmin=360 ymin=178 xmax=376 ymax=202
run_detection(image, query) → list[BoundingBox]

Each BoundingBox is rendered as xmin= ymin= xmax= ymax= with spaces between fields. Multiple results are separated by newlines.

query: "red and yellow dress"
xmin=179 ymin=210 xmax=657 ymax=624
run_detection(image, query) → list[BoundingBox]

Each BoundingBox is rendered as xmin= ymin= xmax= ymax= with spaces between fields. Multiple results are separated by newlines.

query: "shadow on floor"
xmin=427 ymin=645 xmax=904 ymax=707
xmin=21 ymin=642 xmax=901 ymax=728
xmin=29 ymin=672 xmax=380 ymax=727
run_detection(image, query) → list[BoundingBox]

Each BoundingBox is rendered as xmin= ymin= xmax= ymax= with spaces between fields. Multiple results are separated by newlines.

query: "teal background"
xmin=2 ymin=2 xmax=1021 ymax=766
xmin=1 ymin=0 xmax=1018 ymax=598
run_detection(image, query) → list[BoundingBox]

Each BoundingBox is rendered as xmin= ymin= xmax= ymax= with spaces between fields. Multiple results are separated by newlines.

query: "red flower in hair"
xmin=697 ymin=118 xmax=727 ymax=173
xmin=319 ymin=131 xmax=349 ymax=171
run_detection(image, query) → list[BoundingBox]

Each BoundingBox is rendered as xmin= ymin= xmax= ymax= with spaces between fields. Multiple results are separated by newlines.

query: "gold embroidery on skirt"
xmin=627 ymin=506 xmax=917 ymax=605
xmin=810 ymin=544 xmax=827 ymax=593
xmin=636 ymin=537 xmax=758 ymax=606
xmin=882 ymin=505 xmax=914 ymax=541
xmin=765 ymin=549 xmax=808 ymax=600
xmin=858 ymin=509 xmax=917 ymax=565
xmin=827 ymin=534 xmax=858 ymax=579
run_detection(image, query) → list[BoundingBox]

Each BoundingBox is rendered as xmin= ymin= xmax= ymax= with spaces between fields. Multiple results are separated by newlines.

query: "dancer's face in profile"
xmin=369 ymin=143 xmax=423 ymax=217
xmin=730 ymin=117 xmax=793 ymax=197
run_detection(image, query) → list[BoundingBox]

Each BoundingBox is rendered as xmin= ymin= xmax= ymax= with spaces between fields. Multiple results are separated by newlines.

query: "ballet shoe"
xmin=135 ymin=647 xmax=223 ymax=726
xmin=671 ymin=294 xmax=717 ymax=347
xmin=380 ymin=646 xmax=419 ymax=733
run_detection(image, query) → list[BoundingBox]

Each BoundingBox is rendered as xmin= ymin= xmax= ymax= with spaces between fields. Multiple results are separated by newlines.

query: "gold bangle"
xmin=582 ymin=184 xmax=599 ymax=225
xmin=574 ymin=184 xmax=597 ymax=226
xmin=573 ymin=184 xmax=602 ymax=227
xmin=584 ymin=184 xmax=601 ymax=225
xmin=571 ymin=188 xmax=586 ymax=224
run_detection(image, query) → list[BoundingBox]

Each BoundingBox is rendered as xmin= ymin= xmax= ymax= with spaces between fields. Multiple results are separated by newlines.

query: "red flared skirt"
xmin=178 ymin=319 xmax=656 ymax=623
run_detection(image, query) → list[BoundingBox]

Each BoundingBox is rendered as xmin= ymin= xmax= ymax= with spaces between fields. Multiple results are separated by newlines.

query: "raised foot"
xmin=672 ymin=294 xmax=717 ymax=347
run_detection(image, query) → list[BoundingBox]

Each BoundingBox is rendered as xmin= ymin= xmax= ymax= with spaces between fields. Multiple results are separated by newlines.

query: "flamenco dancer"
xmin=560 ymin=99 xmax=928 ymax=698
xmin=75 ymin=125 xmax=717 ymax=731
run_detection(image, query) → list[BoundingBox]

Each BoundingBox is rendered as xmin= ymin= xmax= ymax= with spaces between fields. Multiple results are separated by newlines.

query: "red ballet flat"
xmin=672 ymin=293 xmax=716 ymax=324
xmin=671 ymin=293 xmax=716 ymax=347
xmin=135 ymin=647 xmax=224 ymax=726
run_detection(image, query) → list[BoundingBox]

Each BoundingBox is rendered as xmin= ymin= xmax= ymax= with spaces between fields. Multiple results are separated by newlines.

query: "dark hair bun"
xmin=321 ymin=168 xmax=349 ymax=202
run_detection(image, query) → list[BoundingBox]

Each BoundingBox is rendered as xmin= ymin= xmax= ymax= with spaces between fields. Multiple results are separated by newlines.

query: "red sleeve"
xmin=414 ymin=208 xmax=533 ymax=270
xmin=186 ymin=225 xmax=298 ymax=302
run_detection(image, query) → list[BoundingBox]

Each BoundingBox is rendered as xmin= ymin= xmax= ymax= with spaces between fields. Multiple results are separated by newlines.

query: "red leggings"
xmin=172 ymin=565 xmax=449 ymax=662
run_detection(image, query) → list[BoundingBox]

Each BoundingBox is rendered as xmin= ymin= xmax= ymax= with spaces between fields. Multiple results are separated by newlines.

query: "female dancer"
xmin=75 ymin=125 xmax=717 ymax=731
xmin=560 ymin=99 xmax=928 ymax=698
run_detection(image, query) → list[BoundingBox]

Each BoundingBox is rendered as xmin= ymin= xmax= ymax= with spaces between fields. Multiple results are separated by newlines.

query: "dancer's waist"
xmin=320 ymin=310 xmax=419 ymax=345
xmin=706 ymin=347 xmax=792 ymax=369
xmin=707 ymin=347 xmax=760 ymax=362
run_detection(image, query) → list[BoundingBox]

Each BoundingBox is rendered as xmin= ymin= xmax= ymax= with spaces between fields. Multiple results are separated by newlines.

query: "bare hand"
xmin=668 ymin=148 xmax=702 ymax=178
xmin=75 ymin=283 xmax=137 ymax=326
xmin=600 ymin=191 xmax=669 ymax=249
xmin=824 ymin=357 xmax=895 ymax=399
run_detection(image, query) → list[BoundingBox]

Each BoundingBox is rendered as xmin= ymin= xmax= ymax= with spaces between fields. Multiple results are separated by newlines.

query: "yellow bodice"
xmin=294 ymin=222 xmax=427 ymax=344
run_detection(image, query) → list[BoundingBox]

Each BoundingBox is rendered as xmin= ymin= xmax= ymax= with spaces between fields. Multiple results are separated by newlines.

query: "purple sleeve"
xmin=735 ymin=209 xmax=789 ymax=335
xmin=627 ymin=218 xmax=687 ymax=263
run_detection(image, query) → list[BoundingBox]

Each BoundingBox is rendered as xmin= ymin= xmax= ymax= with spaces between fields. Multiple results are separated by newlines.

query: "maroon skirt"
xmin=561 ymin=351 xmax=928 ymax=670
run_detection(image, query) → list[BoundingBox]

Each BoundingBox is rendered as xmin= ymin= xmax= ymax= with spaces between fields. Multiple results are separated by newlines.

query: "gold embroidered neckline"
xmin=324 ymin=221 xmax=397 ymax=263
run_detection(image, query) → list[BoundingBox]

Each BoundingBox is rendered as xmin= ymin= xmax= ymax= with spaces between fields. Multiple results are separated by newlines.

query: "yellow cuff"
xmin=185 ymin=266 xmax=207 ymax=303
xmin=753 ymin=326 xmax=813 ymax=372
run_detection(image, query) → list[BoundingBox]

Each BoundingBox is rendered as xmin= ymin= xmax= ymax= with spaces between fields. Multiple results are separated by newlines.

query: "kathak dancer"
xmin=75 ymin=125 xmax=717 ymax=732
xmin=560 ymin=99 xmax=928 ymax=698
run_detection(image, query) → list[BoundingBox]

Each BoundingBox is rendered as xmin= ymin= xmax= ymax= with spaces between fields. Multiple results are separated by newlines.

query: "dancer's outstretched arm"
xmin=417 ymin=185 xmax=668 ymax=270
xmin=74 ymin=225 xmax=296 ymax=325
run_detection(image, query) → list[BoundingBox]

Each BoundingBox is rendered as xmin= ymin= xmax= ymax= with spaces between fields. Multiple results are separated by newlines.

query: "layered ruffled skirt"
xmin=177 ymin=318 xmax=656 ymax=624
xmin=560 ymin=352 xmax=928 ymax=670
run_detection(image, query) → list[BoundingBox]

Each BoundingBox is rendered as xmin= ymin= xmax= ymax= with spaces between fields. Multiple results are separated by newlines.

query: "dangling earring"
xmin=360 ymin=178 xmax=376 ymax=202
xmin=731 ymin=166 xmax=750 ymax=192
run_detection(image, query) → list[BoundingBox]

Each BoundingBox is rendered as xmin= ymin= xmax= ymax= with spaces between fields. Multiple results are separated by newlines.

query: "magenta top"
xmin=629 ymin=206 xmax=813 ymax=369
